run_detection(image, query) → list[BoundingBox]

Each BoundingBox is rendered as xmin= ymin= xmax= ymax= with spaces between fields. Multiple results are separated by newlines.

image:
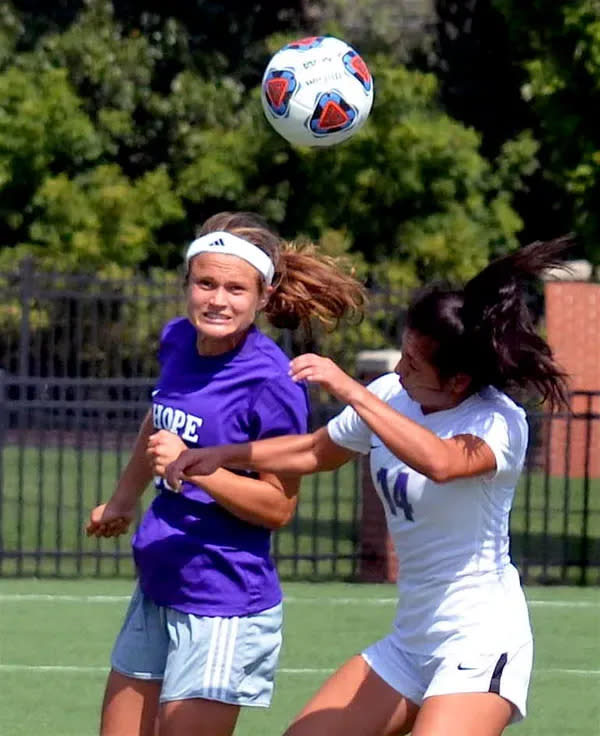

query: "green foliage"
xmin=0 ymin=65 xmax=101 ymax=241
xmin=27 ymin=165 xmax=183 ymax=269
xmin=23 ymin=1 xmax=165 ymax=162
xmin=494 ymin=0 xmax=600 ymax=267
xmin=0 ymin=61 xmax=184 ymax=270
xmin=0 ymin=4 xmax=186 ymax=270
xmin=0 ymin=3 xmax=22 ymax=67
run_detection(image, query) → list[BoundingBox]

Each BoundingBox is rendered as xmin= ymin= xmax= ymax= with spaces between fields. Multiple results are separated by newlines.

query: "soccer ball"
xmin=261 ymin=35 xmax=374 ymax=148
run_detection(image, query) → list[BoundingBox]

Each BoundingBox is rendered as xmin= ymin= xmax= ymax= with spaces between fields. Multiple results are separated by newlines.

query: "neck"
xmin=420 ymin=390 xmax=474 ymax=415
xmin=196 ymin=327 xmax=250 ymax=356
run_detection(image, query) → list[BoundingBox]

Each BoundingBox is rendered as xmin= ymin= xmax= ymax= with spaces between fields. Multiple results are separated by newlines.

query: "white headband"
xmin=185 ymin=231 xmax=275 ymax=285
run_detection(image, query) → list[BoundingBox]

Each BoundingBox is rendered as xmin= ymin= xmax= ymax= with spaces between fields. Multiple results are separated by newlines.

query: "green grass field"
xmin=0 ymin=580 xmax=598 ymax=736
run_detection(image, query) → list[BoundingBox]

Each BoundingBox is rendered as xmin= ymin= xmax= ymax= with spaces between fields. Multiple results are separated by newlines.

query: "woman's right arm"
xmin=86 ymin=409 xmax=155 ymax=537
xmin=166 ymin=427 xmax=355 ymax=489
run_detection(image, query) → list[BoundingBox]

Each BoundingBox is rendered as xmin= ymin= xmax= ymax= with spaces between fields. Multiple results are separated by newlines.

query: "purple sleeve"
xmin=248 ymin=376 xmax=309 ymax=440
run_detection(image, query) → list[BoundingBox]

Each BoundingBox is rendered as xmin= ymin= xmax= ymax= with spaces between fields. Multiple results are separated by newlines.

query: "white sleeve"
xmin=327 ymin=373 xmax=402 ymax=455
xmin=463 ymin=407 xmax=528 ymax=480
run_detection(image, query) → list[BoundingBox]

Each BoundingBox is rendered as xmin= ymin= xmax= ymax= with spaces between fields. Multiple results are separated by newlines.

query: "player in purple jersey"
xmin=166 ymin=240 xmax=570 ymax=736
xmin=85 ymin=211 xmax=366 ymax=736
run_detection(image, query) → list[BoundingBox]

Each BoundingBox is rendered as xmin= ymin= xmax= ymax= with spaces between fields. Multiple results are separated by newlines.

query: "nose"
xmin=208 ymin=286 xmax=228 ymax=307
xmin=395 ymin=354 xmax=406 ymax=374
xmin=395 ymin=356 xmax=407 ymax=385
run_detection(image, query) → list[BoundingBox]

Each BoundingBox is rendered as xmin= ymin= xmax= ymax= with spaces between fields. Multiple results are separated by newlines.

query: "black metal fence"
xmin=0 ymin=262 xmax=599 ymax=584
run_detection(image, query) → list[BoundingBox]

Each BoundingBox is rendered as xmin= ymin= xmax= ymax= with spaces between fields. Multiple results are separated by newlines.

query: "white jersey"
xmin=328 ymin=373 xmax=532 ymax=656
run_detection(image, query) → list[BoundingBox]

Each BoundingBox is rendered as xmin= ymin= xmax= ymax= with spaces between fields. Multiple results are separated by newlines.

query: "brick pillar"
xmin=355 ymin=350 xmax=402 ymax=583
xmin=544 ymin=281 xmax=600 ymax=478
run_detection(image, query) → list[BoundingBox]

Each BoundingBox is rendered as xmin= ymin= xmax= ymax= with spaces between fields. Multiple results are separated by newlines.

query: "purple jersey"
xmin=132 ymin=318 xmax=309 ymax=616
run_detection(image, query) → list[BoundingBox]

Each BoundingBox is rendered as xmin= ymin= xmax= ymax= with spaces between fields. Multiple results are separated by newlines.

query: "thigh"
xmin=159 ymin=698 xmax=240 ymax=736
xmin=283 ymin=655 xmax=420 ymax=736
xmin=411 ymin=693 xmax=514 ymax=736
xmin=101 ymin=669 xmax=162 ymax=736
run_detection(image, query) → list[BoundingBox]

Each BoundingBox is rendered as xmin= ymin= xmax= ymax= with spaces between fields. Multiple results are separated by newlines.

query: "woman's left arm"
xmin=147 ymin=430 xmax=299 ymax=528
xmin=290 ymin=354 xmax=496 ymax=483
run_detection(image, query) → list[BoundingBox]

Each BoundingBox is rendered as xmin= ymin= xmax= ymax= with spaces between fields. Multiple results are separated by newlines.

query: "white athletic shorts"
xmin=362 ymin=633 xmax=533 ymax=723
xmin=111 ymin=585 xmax=283 ymax=707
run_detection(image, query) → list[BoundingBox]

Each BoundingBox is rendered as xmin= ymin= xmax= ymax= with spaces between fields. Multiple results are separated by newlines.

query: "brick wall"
xmin=544 ymin=281 xmax=600 ymax=478
xmin=358 ymin=456 xmax=398 ymax=583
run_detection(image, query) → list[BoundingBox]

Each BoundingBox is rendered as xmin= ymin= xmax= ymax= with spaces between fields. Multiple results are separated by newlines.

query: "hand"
xmin=86 ymin=501 xmax=135 ymax=538
xmin=289 ymin=353 xmax=359 ymax=402
xmin=146 ymin=430 xmax=187 ymax=478
xmin=165 ymin=447 xmax=224 ymax=491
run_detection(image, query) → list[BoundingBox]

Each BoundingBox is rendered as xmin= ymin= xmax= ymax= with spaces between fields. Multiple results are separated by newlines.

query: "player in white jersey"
xmin=164 ymin=239 xmax=570 ymax=736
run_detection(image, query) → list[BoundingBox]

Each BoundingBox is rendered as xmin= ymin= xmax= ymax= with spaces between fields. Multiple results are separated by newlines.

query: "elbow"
xmin=264 ymin=510 xmax=294 ymax=531
xmin=269 ymin=516 xmax=290 ymax=531
xmin=418 ymin=442 xmax=456 ymax=483
xmin=427 ymin=467 xmax=451 ymax=483
xmin=424 ymin=458 xmax=453 ymax=484
xmin=265 ymin=501 xmax=297 ymax=530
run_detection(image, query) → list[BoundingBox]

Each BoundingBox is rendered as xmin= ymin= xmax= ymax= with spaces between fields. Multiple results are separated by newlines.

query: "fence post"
xmin=18 ymin=257 xmax=34 ymax=378
xmin=355 ymin=350 xmax=402 ymax=583
xmin=0 ymin=369 xmax=5 ymax=565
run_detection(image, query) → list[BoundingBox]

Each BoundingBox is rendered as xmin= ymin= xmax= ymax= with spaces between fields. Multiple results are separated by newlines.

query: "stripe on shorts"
xmin=489 ymin=652 xmax=508 ymax=694
xmin=203 ymin=616 xmax=240 ymax=698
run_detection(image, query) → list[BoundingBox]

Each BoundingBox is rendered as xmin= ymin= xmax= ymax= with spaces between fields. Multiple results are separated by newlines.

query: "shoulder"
xmin=160 ymin=317 xmax=195 ymax=346
xmin=460 ymin=388 xmax=529 ymax=472
xmin=252 ymin=373 xmax=309 ymax=412
xmin=244 ymin=328 xmax=294 ymax=379
xmin=247 ymin=369 xmax=309 ymax=436
xmin=244 ymin=329 xmax=309 ymax=404
xmin=364 ymin=372 xmax=404 ymax=401
xmin=475 ymin=388 xmax=528 ymax=432
xmin=158 ymin=317 xmax=195 ymax=365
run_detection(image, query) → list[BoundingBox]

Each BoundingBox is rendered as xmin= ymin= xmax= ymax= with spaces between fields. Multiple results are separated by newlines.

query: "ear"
xmin=258 ymin=285 xmax=274 ymax=311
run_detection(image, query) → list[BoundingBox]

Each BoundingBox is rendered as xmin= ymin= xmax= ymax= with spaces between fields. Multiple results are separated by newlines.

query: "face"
xmin=395 ymin=328 xmax=470 ymax=413
xmin=186 ymin=253 xmax=271 ymax=356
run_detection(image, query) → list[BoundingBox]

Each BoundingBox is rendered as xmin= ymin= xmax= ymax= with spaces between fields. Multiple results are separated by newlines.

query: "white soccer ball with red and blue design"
xmin=261 ymin=35 xmax=374 ymax=148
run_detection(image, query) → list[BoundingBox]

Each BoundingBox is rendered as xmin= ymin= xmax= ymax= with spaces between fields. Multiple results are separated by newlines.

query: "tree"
xmin=0 ymin=63 xmax=184 ymax=271
xmin=493 ymin=0 xmax=600 ymax=269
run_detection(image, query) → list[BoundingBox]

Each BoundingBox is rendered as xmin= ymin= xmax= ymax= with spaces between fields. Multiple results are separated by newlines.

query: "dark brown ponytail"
xmin=407 ymin=238 xmax=571 ymax=408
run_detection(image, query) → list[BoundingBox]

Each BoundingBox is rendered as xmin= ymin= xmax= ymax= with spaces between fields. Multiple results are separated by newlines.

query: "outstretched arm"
xmin=147 ymin=429 xmax=309 ymax=529
xmin=290 ymin=354 xmax=497 ymax=483
xmin=165 ymin=427 xmax=356 ymax=490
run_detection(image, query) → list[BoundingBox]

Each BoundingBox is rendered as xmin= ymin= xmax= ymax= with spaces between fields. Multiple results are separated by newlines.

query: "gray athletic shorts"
xmin=111 ymin=585 xmax=283 ymax=707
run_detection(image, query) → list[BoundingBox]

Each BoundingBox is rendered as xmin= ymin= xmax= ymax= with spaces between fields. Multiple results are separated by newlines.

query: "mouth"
xmin=202 ymin=312 xmax=231 ymax=323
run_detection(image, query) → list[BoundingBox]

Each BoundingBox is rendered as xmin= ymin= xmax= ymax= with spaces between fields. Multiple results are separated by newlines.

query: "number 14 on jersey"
xmin=376 ymin=468 xmax=415 ymax=522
